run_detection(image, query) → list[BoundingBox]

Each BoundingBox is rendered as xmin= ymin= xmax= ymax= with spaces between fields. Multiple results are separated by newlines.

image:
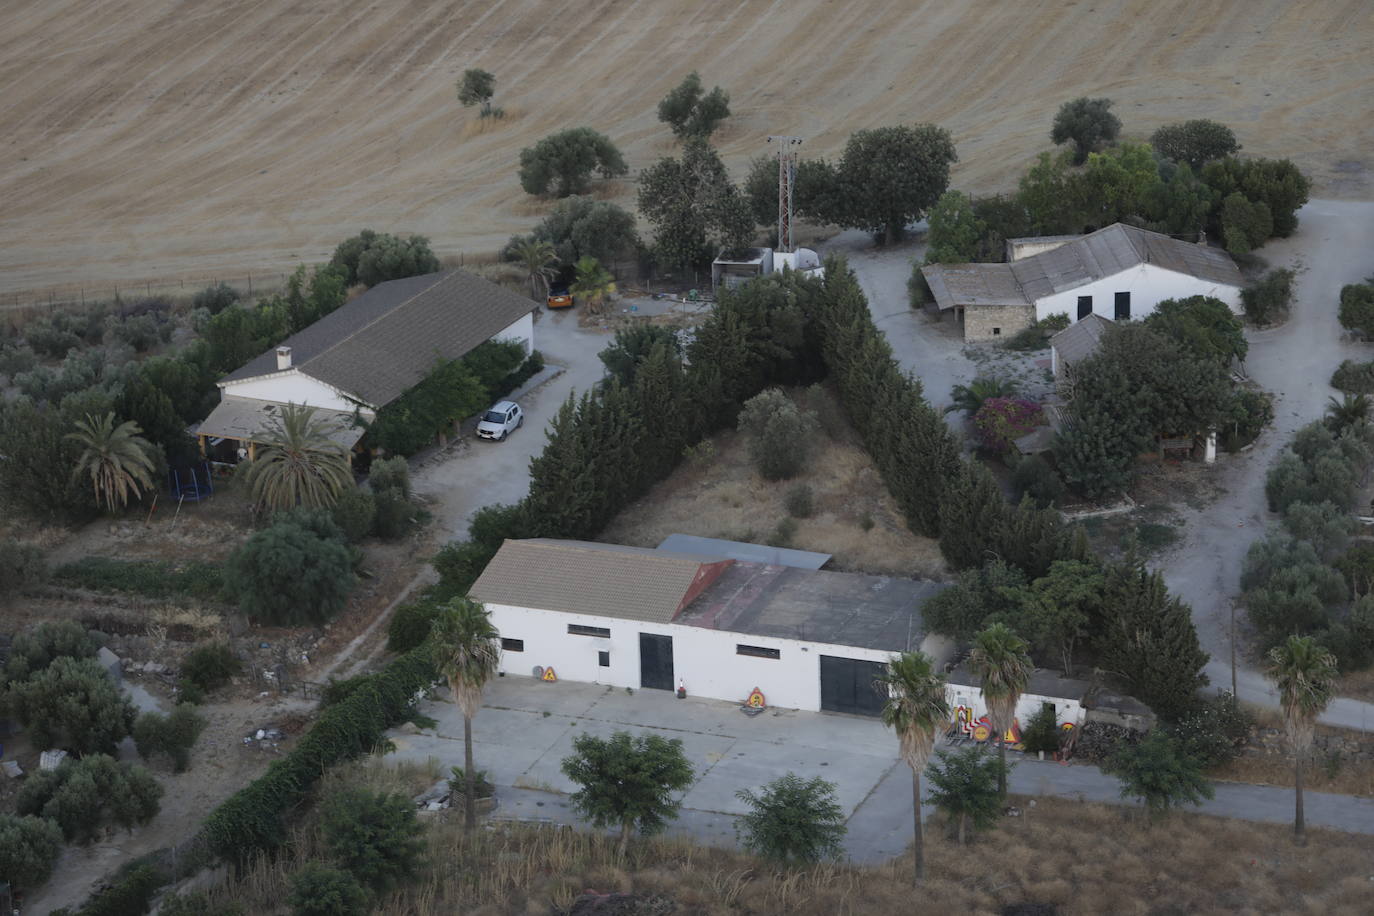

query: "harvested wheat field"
xmin=2 ymin=0 xmax=1371 ymax=298
xmin=599 ymin=389 xmax=945 ymax=579
xmin=203 ymin=760 xmax=1374 ymax=915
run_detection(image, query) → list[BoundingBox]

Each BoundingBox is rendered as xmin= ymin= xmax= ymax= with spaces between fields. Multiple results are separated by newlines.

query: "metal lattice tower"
xmin=768 ymin=135 xmax=803 ymax=253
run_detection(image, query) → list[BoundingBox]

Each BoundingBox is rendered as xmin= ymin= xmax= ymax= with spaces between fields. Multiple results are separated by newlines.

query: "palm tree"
xmin=67 ymin=413 xmax=157 ymax=513
xmin=875 ymin=651 xmax=950 ymax=885
xmin=1266 ymin=635 xmax=1338 ymax=845
xmin=510 ymin=237 xmax=559 ymax=302
xmin=571 ymin=255 xmax=616 ymax=316
xmin=1324 ymin=393 xmax=1370 ymax=433
xmin=430 ymin=596 xmax=502 ymax=832
xmin=945 ymin=376 xmax=1018 ymax=416
xmin=245 ymin=403 xmax=353 ymax=510
xmin=968 ymin=623 xmax=1033 ymax=798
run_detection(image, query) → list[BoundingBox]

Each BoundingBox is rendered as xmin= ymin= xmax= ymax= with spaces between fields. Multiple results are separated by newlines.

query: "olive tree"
xmin=1051 ymin=97 xmax=1121 ymax=164
xmin=826 ymin=124 xmax=958 ymax=244
xmin=657 ymin=71 xmax=731 ymax=140
xmin=1150 ymin=119 xmax=1240 ymax=169
xmin=518 ymin=128 xmax=628 ymax=197
xmin=8 ymin=656 xmax=136 ymax=755
xmin=456 ymin=68 xmax=499 ymax=118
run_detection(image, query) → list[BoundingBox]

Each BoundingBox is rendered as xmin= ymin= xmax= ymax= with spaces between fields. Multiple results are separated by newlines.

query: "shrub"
xmin=1001 ymin=322 xmax=1055 ymax=351
xmin=132 ymin=704 xmax=206 ymax=772
xmin=1240 ymin=268 xmax=1295 ymax=326
xmin=1019 ymin=705 xmax=1061 ymax=755
xmin=0 ymin=813 xmax=64 ymax=892
xmin=449 ymin=766 xmax=496 ymax=798
xmin=223 ymin=516 xmax=356 ymax=625
xmin=109 ymin=313 xmax=170 ymax=352
xmin=1281 ymin=500 xmax=1355 ymax=558
xmin=973 ymin=397 xmax=1045 ymax=452
xmin=1335 ymin=543 xmax=1374 ymax=598
xmin=181 ymin=642 xmax=241 ymax=693
xmin=1331 ymin=359 xmax=1374 ymax=395
xmin=53 ymin=557 xmax=223 ymax=601
xmin=16 ymin=754 xmax=162 ymax=842
xmin=1051 ymin=96 xmax=1121 ymax=164
xmin=368 ymin=456 xmax=412 ymax=501
xmin=784 ymin=483 xmax=816 ymax=518
xmin=1321 ymin=596 xmax=1374 ymax=671
xmin=386 ymin=597 xmax=442 ymax=653
xmin=330 ymin=486 xmax=377 ymax=542
xmin=768 ymin=517 xmax=799 ymax=548
xmin=329 ymin=229 xmax=440 ymax=289
xmin=1166 ymin=693 xmax=1252 ymax=769
xmin=736 ymin=773 xmax=846 ymax=864
xmin=157 ymin=892 xmax=244 ymax=916
xmin=1338 ymin=281 xmax=1374 ymax=339
xmin=738 ymin=388 xmax=819 ymax=481
xmin=600 ymin=325 xmax=682 ymax=386
xmin=561 ymin=731 xmax=694 ymax=854
xmin=1010 ymin=455 xmax=1065 ymax=509
xmin=8 ymin=656 xmax=136 ymax=754
xmin=1220 ymin=387 xmax=1274 ymax=451
xmin=24 ymin=320 xmax=81 ymax=359
xmin=77 ymin=863 xmax=163 ymax=916
xmin=1104 ymin=729 xmax=1214 ymax=819
xmin=3 ymin=618 xmax=93 ymax=684
xmin=289 ymin=863 xmax=368 ymax=916
xmin=322 ymin=788 xmax=426 ymax=892
xmin=192 ymin=282 xmax=240 ymax=316
xmin=0 ymin=343 xmax=37 ymax=378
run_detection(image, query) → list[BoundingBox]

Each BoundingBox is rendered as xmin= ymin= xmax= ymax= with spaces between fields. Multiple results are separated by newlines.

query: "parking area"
xmin=410 ymin=307 xmax=612 ymax=540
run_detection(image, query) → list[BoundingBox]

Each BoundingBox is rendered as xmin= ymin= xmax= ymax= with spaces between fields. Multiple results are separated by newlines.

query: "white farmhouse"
xmin=196 ymin=270 xmax=535 ymax=461
xmin=923 ymin=223 xmax=1244 ymax=342
xmin=469 ymin=538 xmax=951 ymax=716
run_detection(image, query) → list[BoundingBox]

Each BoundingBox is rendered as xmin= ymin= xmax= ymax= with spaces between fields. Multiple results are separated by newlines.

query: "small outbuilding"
xmin=470 ymin=538 xmax=949 ymax=715
xmin=710 ymin=247 xmax=823 ymax=293
xmin=945 ymin=663 xmax=1092 ymax=734
xmin=197 ymin=270 xmax=536 ymax=462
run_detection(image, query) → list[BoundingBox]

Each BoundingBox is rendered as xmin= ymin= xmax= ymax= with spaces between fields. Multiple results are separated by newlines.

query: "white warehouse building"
xmin=469 ymin=538 xmax=952 ymax=716
xmin=923 ymin=223 xmax=1244 ymax=342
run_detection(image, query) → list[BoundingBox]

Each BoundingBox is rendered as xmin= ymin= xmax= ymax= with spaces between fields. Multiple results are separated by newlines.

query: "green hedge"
xmin=54 ymin=557 xmax=223 ymax=602
xmin=201 ymin=647 xmax=436 ymax=862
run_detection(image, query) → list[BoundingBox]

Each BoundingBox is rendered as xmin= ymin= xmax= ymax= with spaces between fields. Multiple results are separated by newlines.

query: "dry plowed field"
xmin=2 ymin=0 xmax=1371 ymax=298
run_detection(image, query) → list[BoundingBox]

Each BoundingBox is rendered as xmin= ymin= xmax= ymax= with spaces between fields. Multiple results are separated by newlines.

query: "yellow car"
xmin=547 ymin=287 xmax=573 ymax=309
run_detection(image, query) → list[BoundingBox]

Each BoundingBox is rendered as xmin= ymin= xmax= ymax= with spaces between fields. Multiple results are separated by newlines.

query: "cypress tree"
xmin=938 ymin=463 xmax=1009 ymax=571
xmin=526 ymin=394 xmax=601 ymax=538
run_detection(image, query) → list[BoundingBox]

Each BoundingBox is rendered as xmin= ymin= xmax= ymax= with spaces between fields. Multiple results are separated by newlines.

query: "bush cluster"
xmin=223 ymin=509 xmax=356 ymax=625
xmin=181 ymin=641 xmax=241 ymax=695
xmin=16 ymin=754 xmax=162 ymax=843
xmin=1331 ymin=359 xmax=1374 ymax=395
xmin=133 ymin=704 xmax=207 ymax=772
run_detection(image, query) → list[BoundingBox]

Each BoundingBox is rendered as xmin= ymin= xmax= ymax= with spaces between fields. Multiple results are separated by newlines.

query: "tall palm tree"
xmin=875 ymin=651 xmax=950 ymax=885
xmin=67 ymin=413 xmax=157 ymax=513
xmin=1324 ymin=393 xmax=1370 ymax=433
xmin=1266 ymin=635 xmax=1338 ymax=845
xmin=968 ymin=623 xmax=1033 ymax=797
xmin=245 ymin=403 xmax=353 ymax=510
xmin=430 ymin=596 xmax=502 ymax=832
xmin=944 ymin=375 xmax=1018 ymax=416
xmin=571 ymin=255 xmax=616 ymax=316
xmin=510 ymin=237 xmax=559 ymax=302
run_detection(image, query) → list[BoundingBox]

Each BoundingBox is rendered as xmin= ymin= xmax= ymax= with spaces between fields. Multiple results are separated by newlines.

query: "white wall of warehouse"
xmin=486 ymin=603 xmax=912 ymax=712
xmin=1034 ymin=262 xmax=1242 ymax=324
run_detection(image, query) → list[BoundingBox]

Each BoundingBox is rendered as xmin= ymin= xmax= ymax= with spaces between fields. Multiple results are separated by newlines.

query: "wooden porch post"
xmin=197 ymin=434 xmax=207 ymax=458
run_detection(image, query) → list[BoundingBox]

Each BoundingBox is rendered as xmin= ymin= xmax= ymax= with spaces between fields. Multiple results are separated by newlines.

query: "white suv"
xmin=476 ymin=400 xmax=523 ymax=441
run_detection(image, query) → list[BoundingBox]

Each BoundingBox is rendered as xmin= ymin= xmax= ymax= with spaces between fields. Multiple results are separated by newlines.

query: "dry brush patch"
xmin=598 ymin=402 xmax=946 ymax=579
xmin=191 ymin=783 xmax=1374 ymax=915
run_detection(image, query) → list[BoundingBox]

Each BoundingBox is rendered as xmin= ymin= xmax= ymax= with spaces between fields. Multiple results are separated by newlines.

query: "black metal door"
xmin=819 ymin=655 xmax=887 ymax=717
xmin=639 ymin=633 xmax=674 ymax=690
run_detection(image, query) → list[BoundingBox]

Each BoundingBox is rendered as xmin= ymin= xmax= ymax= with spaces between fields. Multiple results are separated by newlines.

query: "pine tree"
xmin=1096 ymin=557 xmax=1210 ymax=721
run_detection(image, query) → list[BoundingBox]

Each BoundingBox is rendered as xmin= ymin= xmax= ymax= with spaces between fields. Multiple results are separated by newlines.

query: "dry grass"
xmin=1336 ymin=667 xmax=1374 ymax=703
xmin=193 ymin=764 xmax=1374 ymax=916
xmin=599 ymin=389 xmax=946 ymax=579
xmin=1207 ymin=706 xmax=1374 ymax=797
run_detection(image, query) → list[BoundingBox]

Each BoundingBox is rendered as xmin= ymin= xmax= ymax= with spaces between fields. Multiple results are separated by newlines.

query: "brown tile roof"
xmin=469 ymin=539 xmax=727 ymax=623
xmin=220 ymin=270 xmax=535 ymax=408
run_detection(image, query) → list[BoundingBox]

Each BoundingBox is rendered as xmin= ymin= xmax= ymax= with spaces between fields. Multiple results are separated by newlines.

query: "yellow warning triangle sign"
xmin=541 ymin=666 xmax=558 ymax=682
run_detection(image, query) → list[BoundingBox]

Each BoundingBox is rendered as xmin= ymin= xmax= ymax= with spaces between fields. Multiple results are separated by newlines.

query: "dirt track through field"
xmin=1 ymin=0 xmax=1371 ymax=298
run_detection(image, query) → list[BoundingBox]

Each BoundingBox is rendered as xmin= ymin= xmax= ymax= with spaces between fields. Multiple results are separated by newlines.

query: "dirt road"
xmin=2 ymin=0 xmax=1371 ymax=299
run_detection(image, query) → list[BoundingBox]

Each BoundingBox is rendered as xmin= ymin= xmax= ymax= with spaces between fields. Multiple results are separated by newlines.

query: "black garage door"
xmin=819 ymin=655 xmax=888 ymax=717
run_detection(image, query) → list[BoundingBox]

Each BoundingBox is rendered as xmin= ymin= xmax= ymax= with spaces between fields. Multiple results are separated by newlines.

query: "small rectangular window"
xmin=736 ymin=644 xmax=781 ymax=660
xmin=1114 ymin=291 xmax=1131 ymax=320
xmin=991 ymin=327 xmax=1001 ymax=336
xmin=501 ymin=638 xmax=524 ymax=652
xmin=598 ymin=650 xmax=610 ymax=667
xmin=568 ymin=624 xmax=611 ymax=638
xmin=1077 ymin=295 xmax=1093 ymax=319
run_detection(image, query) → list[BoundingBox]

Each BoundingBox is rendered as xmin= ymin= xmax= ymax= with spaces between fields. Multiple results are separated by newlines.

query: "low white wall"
xmin=486 ymin=603 xmax=942 ymax=712
xmin=1035 ymin=263 xmax=1241 ymax=324
xmin=220 ymin=371 xmax=371 ymax=415
xmin=945 ymin=682 xmax=1085 ymax=730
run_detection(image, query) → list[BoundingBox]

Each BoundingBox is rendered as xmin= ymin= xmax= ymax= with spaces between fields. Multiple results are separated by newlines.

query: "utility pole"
xmin=767 ymin=135 xmax=803 ymax=253
xmin=1230 ymin=599 xmax=1238 ymax=701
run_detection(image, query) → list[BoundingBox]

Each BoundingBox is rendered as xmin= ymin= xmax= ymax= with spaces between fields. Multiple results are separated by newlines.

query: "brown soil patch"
xmin=600 ymin=409 xmax=946 ymax=580
xmin=2 ymin=1 xmax=1370 ymax=300
xmin=197 ymin=787 xmax=1374 ymax=915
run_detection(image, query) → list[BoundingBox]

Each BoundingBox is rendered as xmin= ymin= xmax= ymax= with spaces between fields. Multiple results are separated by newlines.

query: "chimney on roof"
xmin=276 ymin=346 xmax=292 ymax=371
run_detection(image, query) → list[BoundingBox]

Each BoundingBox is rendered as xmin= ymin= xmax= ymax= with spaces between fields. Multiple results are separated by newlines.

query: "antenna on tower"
xmin=767 ymin=135 xmax=803 ymax=253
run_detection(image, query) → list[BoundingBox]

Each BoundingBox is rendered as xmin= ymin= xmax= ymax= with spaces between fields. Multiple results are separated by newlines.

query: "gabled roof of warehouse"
xmin=470 ymin=539 xmax=731 ymax=624
xmin=219 ymin=270 xmax=534 ymax=408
